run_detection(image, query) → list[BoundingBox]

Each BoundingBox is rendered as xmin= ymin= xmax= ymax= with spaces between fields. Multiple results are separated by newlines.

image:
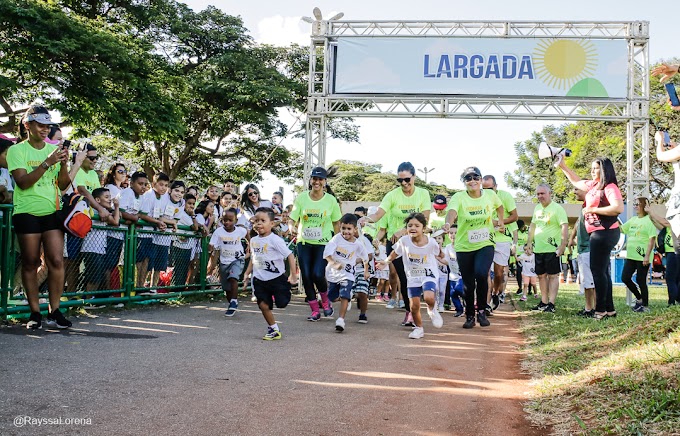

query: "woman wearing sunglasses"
xmin=363 ymin=162 xmax=432 ymax=327
xmin=103 ymin=163 xmax=128 ymax=288
xmin=104 ymin=163 xmax=127 ymax=200
xmin=443 ymin=166 xmax=504 ymax=329
xmin=241 ymin=184 xmax=274 ymax=230
xmin=289 ymin=166 xmax=342 ymax=321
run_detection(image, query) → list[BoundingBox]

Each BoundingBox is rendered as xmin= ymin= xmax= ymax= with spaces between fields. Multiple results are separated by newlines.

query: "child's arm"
xmin=242 ymin=259 xmax=253 ymax=291
xmin=376 ymin=250 xmax=399 ymax=270
xmin=138 ymin=212 xmax=167 ymax=230
xmin=324 ymin=255 xmax=343 ymax=270
xmin=286 ymin=253 xmax=298 ymax=284
xmin=105 ymin=198 xmax=120 ymax=226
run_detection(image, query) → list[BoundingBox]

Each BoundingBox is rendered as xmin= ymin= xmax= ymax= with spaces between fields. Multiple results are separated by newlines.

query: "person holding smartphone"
xmin=652 ymin=63 xmax=680 ymax=110
xmin=7 ymin=105 xmax=73 ymax=329
xmin=655 ymin=130 xmax=680 ymax=256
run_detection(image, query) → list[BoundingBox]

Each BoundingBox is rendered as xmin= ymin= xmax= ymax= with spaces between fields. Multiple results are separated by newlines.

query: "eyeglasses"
xmin=248 ymin=191 xmax=259 ymax=197
xmin=87 ymin=156 xmax=98 ymax=161
xmin=116 ymin=169 xmax=127 ymax=174
xmin=633 ymin=202 xmax=640 ymax=207
xmin=464 ymin=174 xmax=481 ymax=182
xmin=396 ymin=177 xmax=412 ymax=184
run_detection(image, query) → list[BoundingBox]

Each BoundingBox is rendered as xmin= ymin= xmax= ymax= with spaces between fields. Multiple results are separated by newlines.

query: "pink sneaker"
xmin=401 ymin=312 xmax=415 ymax=327
xmin=520 ymin=296 xmax=527 ymax=301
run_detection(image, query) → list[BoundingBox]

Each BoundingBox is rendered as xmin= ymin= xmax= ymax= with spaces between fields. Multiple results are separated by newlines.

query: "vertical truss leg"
xmin=303 ymin=115 xmax=327 ymax=187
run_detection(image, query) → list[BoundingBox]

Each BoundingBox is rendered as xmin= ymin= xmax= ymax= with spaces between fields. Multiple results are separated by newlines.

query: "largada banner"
xmin=333 ymin=37 xmax=628 ymax=98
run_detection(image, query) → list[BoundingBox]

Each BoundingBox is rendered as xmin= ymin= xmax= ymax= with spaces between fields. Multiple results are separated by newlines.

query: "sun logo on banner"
xmin=533 ymin=39 xmax=607 ymax=97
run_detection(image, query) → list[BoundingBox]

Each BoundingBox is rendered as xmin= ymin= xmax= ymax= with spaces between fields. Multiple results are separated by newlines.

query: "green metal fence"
xmin=0 ymin=204 xmax=224 ymax=320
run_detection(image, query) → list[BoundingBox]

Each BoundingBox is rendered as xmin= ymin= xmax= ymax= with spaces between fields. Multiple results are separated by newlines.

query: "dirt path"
xmin=0 ymin=297 xmax=542 ymax=435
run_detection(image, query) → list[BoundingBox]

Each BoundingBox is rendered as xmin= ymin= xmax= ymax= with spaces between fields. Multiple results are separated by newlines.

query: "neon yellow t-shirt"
xmin=493 ymin=189 xmax=518 ymax=243
xmin=290 ymin=192 xmax=342 ymax=245
xmin=447 ymin=189 xmax=502 ymax=253
xmin=516 ymin=228 xmax=529 ymax=255
xmin=74 ymin=168 xmax=101 ymax=192
xmin=664 ymin=227 xmax=673 ymax=254
xmin=428 ymin=210 xmax=451 ymax=244
xmin=6 ymin=140 xmax=61 ymax=216
xmin=621 ymin=215 xmax=658 ymax=261
xmin=531 ymin=201 xmax=568 ymax=254
xmin=378 ymin=187 xmax=431 ymax=239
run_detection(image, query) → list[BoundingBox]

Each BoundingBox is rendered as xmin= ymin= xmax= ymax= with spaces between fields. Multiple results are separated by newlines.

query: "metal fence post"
xmin=199 ymin=236 xmax=209 ymax=291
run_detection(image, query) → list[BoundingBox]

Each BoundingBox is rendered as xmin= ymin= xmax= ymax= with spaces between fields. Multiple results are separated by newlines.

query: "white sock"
xmin=270 ymin=323 xmax=279 ymax=331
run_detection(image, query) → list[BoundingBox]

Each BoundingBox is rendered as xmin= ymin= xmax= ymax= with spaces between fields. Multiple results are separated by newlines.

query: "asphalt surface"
xmin=0 ymin=296 xmax=543 ymax=436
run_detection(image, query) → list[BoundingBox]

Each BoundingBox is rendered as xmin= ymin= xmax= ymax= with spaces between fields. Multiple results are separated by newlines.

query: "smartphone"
xmin=664 ymin=131 xmax=672 ymax=145
xmin=665 ymin=83 xmax=680 ymax=107
xmin=61 ymin=139 xmax=72 ymax=149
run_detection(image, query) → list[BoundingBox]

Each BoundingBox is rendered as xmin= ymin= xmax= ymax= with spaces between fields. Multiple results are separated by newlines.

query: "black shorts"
xmin=535 ymin=252 xmax=561 ymax=275
xmin=12 ymin=212 xmax=62 ymax=234
xmin=253 ymin=275 xmax=291 ymax=310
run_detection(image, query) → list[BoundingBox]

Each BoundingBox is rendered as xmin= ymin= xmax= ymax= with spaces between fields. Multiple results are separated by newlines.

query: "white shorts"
xmin=577 ymin=252 xmax=595 ymax=292
xmin=493 ymin=242 xmax=512 ymax=266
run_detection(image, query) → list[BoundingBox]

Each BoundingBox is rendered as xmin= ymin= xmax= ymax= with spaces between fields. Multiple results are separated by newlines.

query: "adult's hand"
xmin=651 ymin=63 xmax=679 ymax=82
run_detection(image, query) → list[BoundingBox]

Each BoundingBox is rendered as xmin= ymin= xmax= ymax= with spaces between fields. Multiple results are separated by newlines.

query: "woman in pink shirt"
xmin=559 ymin=157 xmax=624 ymax=319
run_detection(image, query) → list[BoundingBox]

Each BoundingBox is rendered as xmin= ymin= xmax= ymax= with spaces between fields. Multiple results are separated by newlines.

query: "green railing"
xmin=0 ymin=204 xmax=224 ymax=320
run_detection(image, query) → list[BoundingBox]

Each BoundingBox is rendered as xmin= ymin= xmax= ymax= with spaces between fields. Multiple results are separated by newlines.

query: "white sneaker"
xmin=386 ymin=299 xmax=396 ymax=309
xmin=398 ymin=300 xmax=405 ymax=309
xmin=335 ymin=317 xmax=345 ymax=332
xmin=408 ymin=326 xmax=424 ymax=339
xmin=347 ymin=299 xmax=351 ymax=311
xmin=251 ymin=296 xmax=257 ymax=303
xmin=428 ymin=308 xmax=444 ymax=328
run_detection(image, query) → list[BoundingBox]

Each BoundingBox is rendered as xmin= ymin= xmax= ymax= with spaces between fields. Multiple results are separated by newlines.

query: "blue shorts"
xmin=66 ymin=234 xmax=84 ymax=259
xmin=449 ymin=278 xmax=464 ymax=294
xmin=137 ymin=237 xmax=153 ymax=262
xmin=148 ymin=243 xmax=170 ymax=271
xmin=407 ymin=281 xmax=437 ymax=299
xmin=103 ymin=237 xmax=124 ymax=271
xmin=328 ymin=280 xmax=354 ymax=301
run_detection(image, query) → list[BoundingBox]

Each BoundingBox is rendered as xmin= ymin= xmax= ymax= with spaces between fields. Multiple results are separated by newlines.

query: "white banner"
xmin=333 ymin=37 xmax=628 ymax=98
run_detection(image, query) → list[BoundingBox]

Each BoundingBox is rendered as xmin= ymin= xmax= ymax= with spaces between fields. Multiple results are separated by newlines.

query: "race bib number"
xmin=302 ymin=227 xmax=322 ymax=240
xmin=468 ymin=228 xmax=490 ymax=243
xmin=409 ymin=268 xmax=426 ymax=277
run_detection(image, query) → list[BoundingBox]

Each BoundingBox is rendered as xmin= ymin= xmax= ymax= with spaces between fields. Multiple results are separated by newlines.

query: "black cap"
xmin=460 ymin=166 xmax=482 ymax=180
xmin=310 ymin=166 xmax=328 ymax=179
xmin=433 ymin=194 xmax=447 ymax=210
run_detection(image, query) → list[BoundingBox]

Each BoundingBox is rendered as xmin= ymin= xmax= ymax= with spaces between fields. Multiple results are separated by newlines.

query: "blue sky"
xmin=184 ymin=0 xmax=676 ymax=203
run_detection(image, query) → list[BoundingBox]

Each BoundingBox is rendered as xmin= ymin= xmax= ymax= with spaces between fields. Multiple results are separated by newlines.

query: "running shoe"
xmin=401 ymin=312 xmax=415 ymax=327
xmin=324 ymin=306 xmax=334 ymax=317
xmin=262 ymin=327 xmax=282 ymax=340
xmin=251 ymin=296 xmax=257 ymax=303
xmin=477 ymin=311 xmax=490 ymax=327
xmin=335 ymin=317 xmax=346 ymax=332
xmin=632 ymin=300 xmax=643 ymax=312
xmin=485 ymin=304 xmax=494 ymax=317
xmin=544 ymin=303 xmax=556 ymax=313
xmin=225 ymin=300 xmax=238 ymax=317
xmin=499 ymin=292 xmax=506 ymax=304
xmin=307 ymin=312 xmax=321 ymax=322
xmin=443 ymin=304 xmax=451 ymax=311
xmin=386 ymin=299 xmax=396 ymax=309
xmin=463 ymin=315 xmax=476 ymax=329
xmin=519 ymin=296 xmax=527 ymax=302
xmin=398 ymin=300 xmax=405 ymax=309
xmin=26 ymin=312 xmax=41 ymax=330
xmin=491 ymin=294 xmax=500 ymax=311
xmin=428 ymin=309 xmax=444 ymax=328
xmin=408 ymin=326 xmax=425 ymax=339
xmin=515 ymin=289 xmax=523 ymax=295
xmin=531 ymin=302 xmax=548 ymax=311
xmin=454 ymin=310 xmax=465 ymax=317
xmin=44 ymin=309 xmax=72 ymax=329
xmin=358 ymin=314 xmax=368 ymax=324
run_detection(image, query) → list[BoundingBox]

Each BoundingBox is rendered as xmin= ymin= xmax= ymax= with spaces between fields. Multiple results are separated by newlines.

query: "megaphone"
xmin=538 ymin=142 xmax=572 ymax=167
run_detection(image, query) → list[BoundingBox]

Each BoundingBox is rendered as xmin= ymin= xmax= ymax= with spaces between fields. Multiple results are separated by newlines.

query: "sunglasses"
xmin=248 ymin=191 xmax=259 ymax=197
xmin=633 ymin=202 xmax=640 ymax=207
xmin=116 ymin=169 xmax=127 ymax=174
xmin=397 ymin=177 xmax=412 ymax=184
xmin=464 ymin=174 xmax=481 ymax=182
xmin=87 ymin=156 xmax=98 ymax=161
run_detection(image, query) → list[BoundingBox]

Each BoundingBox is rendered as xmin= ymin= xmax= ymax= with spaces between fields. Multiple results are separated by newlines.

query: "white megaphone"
xmin=538 ymin=142 xmax=572 ymax=167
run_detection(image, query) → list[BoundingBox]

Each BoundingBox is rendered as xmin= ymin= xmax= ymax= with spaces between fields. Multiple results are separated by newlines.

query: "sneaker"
xmin=225 ymin=300 xmax=238 ymax=317
xmin=323 ymin=306 xmax=334 ymax=317
xmin=477 ymin=311 xmax=490 ymax=327
xmin=358 ymin=314 xmax=368 ymax=324
xmin=485 ymin=304 xmax=494 ymax=317
xmin=26 ymin=312 xmax=41 ymax=330
xmin=640 ymin=306 xmax=650 ymax=313
xmin=544 ymin=303 xmax=556 ymax=313
xmin=408 ymin=326 xmax=425 ymax=339
xmin=401 ymin=312 xmax=415 ymax=327
xmin=463 ymin=315 xmax=476 ymax=329
xmin=531 ymin=302 xmax=548 ymax=311
xmin=44 ymin=309 xmax=72 ymax=329
xmin=262 ymin=327 xmax=282 ymax=340
xmin=632 ymin=300 xmax=643 ymax=312
xmin=307 ymin=312 xmax=321 ymax=322
xmin=454 ymin=310 xmax=465 ymax=317
xmin=428 ymin=309 xmax=444 ymax=328
xmin=519 ymin=296 xmax=527 ymax=302
xmin=398 ymin=300 xmax=405 ymax=309
xmin=499 ymin=292 xmax=506 ymax=304
xmin=335 ymin=317 xmax=346 ymax=332
xmin=515 ymin=289 xmax=523 ymax=295
xmin=443 ymin=303 xmax=451 ymax=311
xmin=138 ymin=289 xmax=157 ymax=296
xmin=347 ymin=299 xmax=352 ymax=312
xmin=437 ymin=303 xmax=445 ymax=314
xmin=113 ymin=303 xmax=125 ymax=309
xmin=386 ymin=299 xmax=396 ymax=309
xmin=491 ymin=294 xmax=500 ymax=311
xmin=251 ymin=296 xmax=257 ymax=303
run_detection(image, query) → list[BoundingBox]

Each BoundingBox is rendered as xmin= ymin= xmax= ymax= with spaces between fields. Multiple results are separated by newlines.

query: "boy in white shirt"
xmin=323 ymin=214 xmax=369 ymax=332
xmin=148 ymin=181 xmax=184 ymax=291
xmin=517 ymin=244 xmax=537 ymax=302
xmin=242 ymin=207 xmax=298 ymax=340
xmin=444 ymin=226 xmax=465 ymax=317
xmin=210 ymin=208 xmax=249 ymax=317
xmin=137 ymin=172 xmax=169 ymax=290
xmin=118 ymin=171 xmax=148 ymax=288
xmin=171 ymin=193 xmax=201 ymax=287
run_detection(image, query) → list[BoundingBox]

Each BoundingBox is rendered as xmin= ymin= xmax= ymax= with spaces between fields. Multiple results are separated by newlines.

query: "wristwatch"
xmin=40 ymin=161 xmax=49 ymax=170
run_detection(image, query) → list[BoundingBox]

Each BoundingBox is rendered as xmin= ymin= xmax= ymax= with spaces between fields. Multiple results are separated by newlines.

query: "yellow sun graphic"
xmin=533 ymin=39 xmax=598 ymax=90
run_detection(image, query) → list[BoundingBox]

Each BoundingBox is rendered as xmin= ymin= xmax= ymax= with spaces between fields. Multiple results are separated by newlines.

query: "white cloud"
xmin=256 ymin=15 xmax=310 ymax=46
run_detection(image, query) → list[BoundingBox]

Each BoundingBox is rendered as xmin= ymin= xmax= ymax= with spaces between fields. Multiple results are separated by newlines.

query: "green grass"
xmin=516 ymin=283 xmax=680 ymax=435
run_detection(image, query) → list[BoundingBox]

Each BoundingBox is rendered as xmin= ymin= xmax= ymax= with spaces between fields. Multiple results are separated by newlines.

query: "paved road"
xmin=0 ymin=296 xmax=542 ymax=436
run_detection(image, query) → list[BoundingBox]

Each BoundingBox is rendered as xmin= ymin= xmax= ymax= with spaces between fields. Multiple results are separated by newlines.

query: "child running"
xmin=444 ymin=226 xmax=465 ymax=317
xmin=323 ymin=214 xmax=369 ymax=332
xmin=210 ymin=208 xmax=249 ymax=317
xmin=378 ymin=213 xmax=444 ymax=339
xmin=517 ymin=244 xmax=537 ymax=301
xmin=433 ymin=230 xmax=448 ymax=313
xmin=242 ymin=207 xmax=298 ymax=340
